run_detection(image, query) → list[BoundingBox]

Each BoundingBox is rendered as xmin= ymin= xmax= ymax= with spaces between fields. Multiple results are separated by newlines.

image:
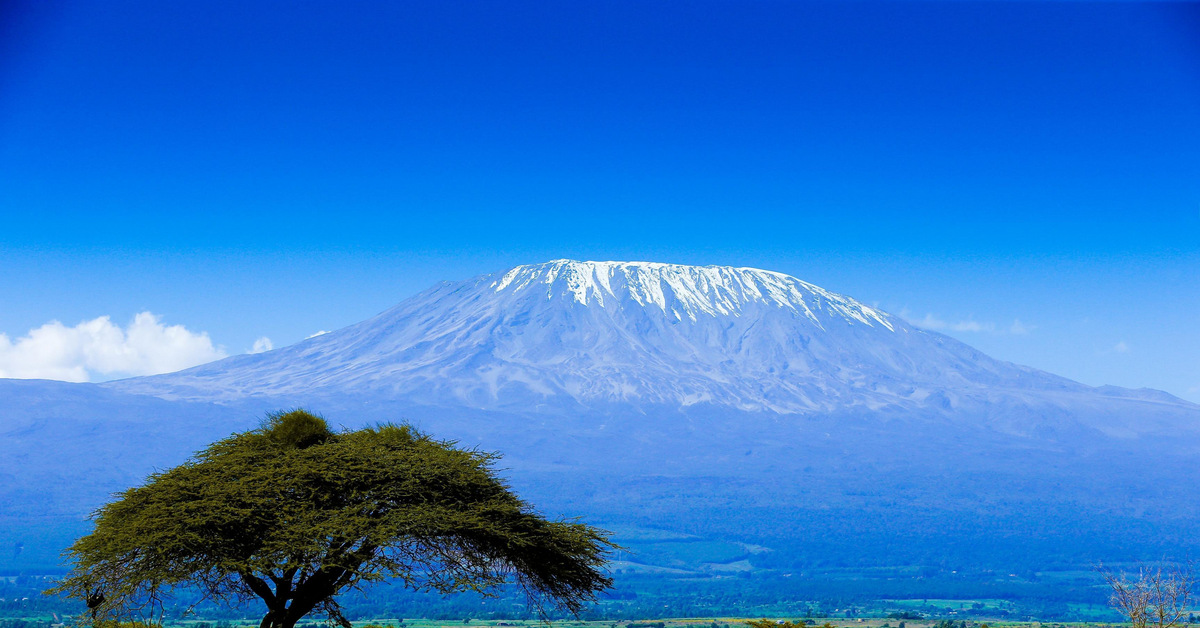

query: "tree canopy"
xmin=51 ymin=410 xmax=615 ymax=628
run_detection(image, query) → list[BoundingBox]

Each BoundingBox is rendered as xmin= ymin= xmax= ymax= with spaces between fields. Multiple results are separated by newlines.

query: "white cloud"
xmin=305 ymin=330 xmax=330 ymax=339
xmin=1095 ymin=340 xmax=1132 ymax=357
xmin=913 ymin=313 xmax=948 ymax=329
xmin=912 ymin=313 xmax=993 ymax=333
xmin=0 ymin=312 xmax=226 ymax=382
xmin=950 ymin=320 xmax=995 ymax=333
xmin=907 ymin=312 xmax=1032 ymax=336
xmin=250 ymin=337 xmax=274 ymax=354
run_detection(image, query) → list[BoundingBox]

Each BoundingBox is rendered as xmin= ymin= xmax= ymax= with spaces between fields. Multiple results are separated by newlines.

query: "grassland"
xmin=0 ymin=617 xmax=1133 ymax=628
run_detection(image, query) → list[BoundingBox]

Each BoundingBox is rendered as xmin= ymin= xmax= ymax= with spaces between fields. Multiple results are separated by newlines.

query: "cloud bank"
xmin=0 ymin=312 xmax=227 ymax=382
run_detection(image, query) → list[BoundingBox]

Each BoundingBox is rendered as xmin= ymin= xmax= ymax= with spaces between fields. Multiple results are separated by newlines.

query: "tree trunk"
xmin=251 ymin=561 xmax=358 ymax=628
xmin=258 ymin=596 xmax=324 ymax=628
xmin=258 ymin=608 xmax=286 ymax=628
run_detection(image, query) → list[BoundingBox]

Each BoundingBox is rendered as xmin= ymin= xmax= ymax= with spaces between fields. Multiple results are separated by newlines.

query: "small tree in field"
xmin=50 ymin=410 xmax=615 ymax=628
xmin=1099 ymin=562 xmax=1194 ymax=628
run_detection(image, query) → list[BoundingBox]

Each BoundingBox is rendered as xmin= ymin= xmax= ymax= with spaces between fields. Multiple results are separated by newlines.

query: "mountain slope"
xmin=108 ymin=260 xmax=1197 ymax=443
xmin=106 ymin=261 xmax=1079 ymax=405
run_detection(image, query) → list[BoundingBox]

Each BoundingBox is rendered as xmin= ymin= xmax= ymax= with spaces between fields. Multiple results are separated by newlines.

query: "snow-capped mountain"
xmin=9 ymin=260 xmax=1200 ymax=577
xmin=111 ymin=259 xmax=1093 ymax=414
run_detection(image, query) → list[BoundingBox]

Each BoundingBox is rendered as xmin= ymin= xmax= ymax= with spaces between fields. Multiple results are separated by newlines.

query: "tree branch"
xmin=240 ymin=572 xmax=278 ymax=607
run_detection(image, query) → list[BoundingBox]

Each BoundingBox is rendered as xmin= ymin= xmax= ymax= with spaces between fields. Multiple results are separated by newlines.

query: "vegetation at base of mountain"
xmin=48 ymin=411 xmax=615 ymax=628
xmin=30 ymin=569 xmax=1123 ymax=624
xmin=744 ymin=619 xmax=830 ymax=628
xmin=0 ymin=619 xmax=1136 ymax=628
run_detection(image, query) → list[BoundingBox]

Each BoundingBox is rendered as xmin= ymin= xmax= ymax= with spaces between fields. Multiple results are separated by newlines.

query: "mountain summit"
xmin=488 ymin=260 xmax=896 ymax=327
xmin=110 ymin=260 xmax=1174 ymax=430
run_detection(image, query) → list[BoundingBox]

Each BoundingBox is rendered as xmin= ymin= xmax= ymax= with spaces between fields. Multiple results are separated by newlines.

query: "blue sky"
xmin=1 ymin=1 xmax=1197 ymax=400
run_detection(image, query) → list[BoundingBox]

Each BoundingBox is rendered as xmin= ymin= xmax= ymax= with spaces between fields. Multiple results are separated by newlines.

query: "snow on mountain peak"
xmin=491 ymin=259 xmax=895 ymax=330
xmin=109 ymin=258 xmax=1094 ymax=415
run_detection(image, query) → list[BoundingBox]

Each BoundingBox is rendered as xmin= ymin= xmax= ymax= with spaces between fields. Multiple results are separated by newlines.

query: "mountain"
xmin=6 ymin=260 xmax=1200 ymax=606
xmin=109 ymin=260 xmax=1199 ymax=448
xmin=108 ymin=260 xmax=1182 ymax=414
xmin=115 ymin=259 xmax=927 ymax=410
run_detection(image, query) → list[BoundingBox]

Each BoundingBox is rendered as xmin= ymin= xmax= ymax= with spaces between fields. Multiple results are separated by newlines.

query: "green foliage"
xmin=0 ymin=622 xmax=55 ymax=628
xmin=49 ymin=410 xmax=615 ymax=628
xmin=91 ymin=622 xmax=161 ymax=628
xmin=744 ymin=620 xmax=809 ymax=628
xmin=262 ymin=410 xmax=333 ymax=449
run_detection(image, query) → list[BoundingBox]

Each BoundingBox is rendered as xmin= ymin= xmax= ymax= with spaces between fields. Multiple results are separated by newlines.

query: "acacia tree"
xmin=50 ymin=410 xmax=615 ymax=628
xmin=1099 ymin=562 xmax=1194 ymax=628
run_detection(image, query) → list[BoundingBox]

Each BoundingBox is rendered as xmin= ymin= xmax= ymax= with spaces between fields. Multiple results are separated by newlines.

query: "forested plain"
xmin=2 ymin=565 xmax=1128 ymax=626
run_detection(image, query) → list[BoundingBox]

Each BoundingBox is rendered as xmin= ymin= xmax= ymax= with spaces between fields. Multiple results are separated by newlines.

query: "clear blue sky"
xmin=1 ymin=1 xmax=1197 ymax=400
